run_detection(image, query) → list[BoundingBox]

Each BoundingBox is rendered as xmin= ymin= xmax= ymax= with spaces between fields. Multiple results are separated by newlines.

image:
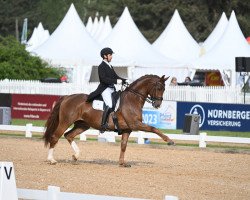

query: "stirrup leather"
xmin=112 ymin=113 xmax=122 ymax=134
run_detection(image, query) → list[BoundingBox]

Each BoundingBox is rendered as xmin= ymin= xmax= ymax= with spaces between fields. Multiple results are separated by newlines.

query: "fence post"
xmin=137 ymin=131 xmax=144 ymax=144
xmin=105 ymin=132 xmax=116 ymax=143
xmin=80 ymin=133 xmax=86 ymax=141
xmin=47 ymin=186 xmax=60 ymax=200
xmin=199 ymin=132 xmax=207 ymax=148
xmin=25 ymin=123 xmax=33 ymax=138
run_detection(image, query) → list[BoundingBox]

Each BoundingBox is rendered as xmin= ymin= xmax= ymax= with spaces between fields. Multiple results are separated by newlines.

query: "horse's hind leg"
xmin=64 ymin=121 xmax=90 ymax=161
xmin=47 ymin=124 xmax=69 ymax=164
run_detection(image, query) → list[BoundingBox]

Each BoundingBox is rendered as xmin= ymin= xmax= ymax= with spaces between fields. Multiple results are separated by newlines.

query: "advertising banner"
xmin=142 ymin=101 xmax=177 ymax=129
xmin=177 ymin=102 xmax=250 ymax=132
xmin=205 ymin=71 xmax=223 ymax=86
xmin=12 ymin=94 xmax=61 ymax=120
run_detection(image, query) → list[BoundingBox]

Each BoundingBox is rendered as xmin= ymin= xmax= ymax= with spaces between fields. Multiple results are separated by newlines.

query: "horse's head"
xmin=148 ymin=75 xmax=169 ymax=108
xmin=125 ymin=75 xmax=169 ymax=109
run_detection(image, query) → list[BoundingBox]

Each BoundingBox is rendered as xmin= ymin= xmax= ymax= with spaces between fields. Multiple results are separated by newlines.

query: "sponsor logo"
xmin=190 ymin=104 xmax=205 ymax=128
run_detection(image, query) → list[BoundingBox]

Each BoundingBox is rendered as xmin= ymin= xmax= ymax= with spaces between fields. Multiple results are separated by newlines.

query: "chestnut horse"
xmin=43 ymin=75 xmax=174 ymax=167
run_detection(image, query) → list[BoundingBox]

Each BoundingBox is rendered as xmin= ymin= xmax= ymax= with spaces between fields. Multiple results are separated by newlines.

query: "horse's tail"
xmin=43 ymin=96 xmax=65 ymax=147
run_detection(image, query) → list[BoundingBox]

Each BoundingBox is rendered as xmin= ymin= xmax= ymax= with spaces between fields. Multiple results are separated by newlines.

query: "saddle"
xmin=92 ymin=90 xmax=121 ymax=112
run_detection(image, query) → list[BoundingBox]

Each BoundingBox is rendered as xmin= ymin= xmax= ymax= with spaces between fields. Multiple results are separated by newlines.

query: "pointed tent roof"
xmin=86 ymin=16 xmax=93 ymax=33
xmin=26 ymin=22 xmax=50 ymax=52
xmin=102 ymin=7 xmax=178 ymax=67
xmin=96 ymin=15 xmax=112 ymax=43
xmin=32 ymin=4 xmax=101 ymax=66
xmin=26 ymin=27 xmax=38 ymax=47
xmin=202 ymin=12 xmax=228 ymax=53
xmin=190 ymin=11 xmax=250 ymax=86
xmin=90 ymin=16 xmax=99 ymax=37
xmin=37 ymin=22 xmax=44 ymax=32
xmin=190 ymin=11 xmax=250 ymax=70
xmin=152 ymin=10 xmax=200 ymax=63
xmin=93 ymin=16 xmax=104 ymax=40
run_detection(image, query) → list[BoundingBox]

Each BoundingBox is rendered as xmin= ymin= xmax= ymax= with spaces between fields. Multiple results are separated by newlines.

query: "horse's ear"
xmin=161 ymin=75 xmax=169 ymax=82
xmin=164 ymin=76 xmax=170 ymax=81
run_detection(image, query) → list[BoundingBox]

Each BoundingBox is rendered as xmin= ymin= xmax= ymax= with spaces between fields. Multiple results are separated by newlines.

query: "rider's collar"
xmin=103 ymin=60 xmax=112 ymax=68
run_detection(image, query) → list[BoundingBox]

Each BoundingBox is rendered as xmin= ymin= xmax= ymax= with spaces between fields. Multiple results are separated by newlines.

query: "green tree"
xmin=0 ymin=36 xmax=63 ymax=80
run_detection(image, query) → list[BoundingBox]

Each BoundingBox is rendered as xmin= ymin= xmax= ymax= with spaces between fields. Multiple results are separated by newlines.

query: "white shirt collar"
xmin=103 ymin=60 xmax=112 ymax=68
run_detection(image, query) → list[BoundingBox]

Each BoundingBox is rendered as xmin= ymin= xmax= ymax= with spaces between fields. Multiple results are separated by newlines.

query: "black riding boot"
xmin=100 ymin=106 xmax=111 ymax=133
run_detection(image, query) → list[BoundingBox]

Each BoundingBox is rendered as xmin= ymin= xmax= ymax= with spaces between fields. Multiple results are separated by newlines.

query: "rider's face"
xmin=104 ymin=54 xmax=112 ymax=62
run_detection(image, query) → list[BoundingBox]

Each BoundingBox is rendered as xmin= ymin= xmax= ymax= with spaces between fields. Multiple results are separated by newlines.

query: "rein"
xmin=123 ymin=81 xmax=164 ymax=104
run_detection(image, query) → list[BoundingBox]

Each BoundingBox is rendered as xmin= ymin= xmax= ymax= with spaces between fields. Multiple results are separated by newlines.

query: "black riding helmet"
xmin=100 ymin=47 xmax=114 ymax=58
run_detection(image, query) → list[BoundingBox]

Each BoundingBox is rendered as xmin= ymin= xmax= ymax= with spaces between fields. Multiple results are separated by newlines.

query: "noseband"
xmin=126 ymin=81 xmax=165 ymax=105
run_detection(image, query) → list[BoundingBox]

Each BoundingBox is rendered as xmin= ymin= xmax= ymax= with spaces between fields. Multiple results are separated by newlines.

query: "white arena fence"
xmin=0 ymin=124 xmax=250 ymax=148
xmin=17 ymin=185 xmax=179 ymax=200
xmin=17 ymin=185 xmax=150 ymax=200
xmin=0 ymin=79 xmax=248 ymax=104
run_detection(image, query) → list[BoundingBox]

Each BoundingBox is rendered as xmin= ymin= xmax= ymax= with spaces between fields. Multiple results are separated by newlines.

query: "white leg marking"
xmin=47 ymin=148 xmax=57 ymax=164
xmin=71 ymin=141 xmax=80 ymax=159
xmin=47 ymin=148 xmax=54 ymax=160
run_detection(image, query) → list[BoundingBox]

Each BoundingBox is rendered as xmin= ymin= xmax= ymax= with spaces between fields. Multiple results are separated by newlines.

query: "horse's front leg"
xmin=119 ymin=132 xmax=131 ymax=167
xmin=133 ymin=122 xmax=175 ymax=145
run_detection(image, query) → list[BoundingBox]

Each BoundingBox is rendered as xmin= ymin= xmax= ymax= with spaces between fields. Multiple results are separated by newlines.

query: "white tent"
xmin=190 ymin=11 xmax=250 ymax=86
xmin=90 ymin=16 xmax=99 ymax=37
xmin=26 ymin=22 xmax=50 ymax=52
xmin=26 ymin=27 xmax=37 ymax=48
xmin=93 ymin=16 xmax=104 ymax=40
xmin=102 ymin=6 xmax=178 ymax=68
xmin=96 ymin=15 xmax=113 ymax=43
xmin=201 ymin=12 xmax=228 ymax=53
xmin=32 ymin=4 xmax=102 ymax=84
xmin=152 ymin=9 xmax=200 ymax=63
xmin=86 ymin=16 xmax=93 ymax=33
xmin=102 ymin=7 xmax=181 ymax=81
xmin=32 ymin=4 xmax=131 ymax=83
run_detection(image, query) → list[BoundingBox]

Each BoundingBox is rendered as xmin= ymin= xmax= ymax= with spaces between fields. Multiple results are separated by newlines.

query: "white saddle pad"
xmin=92 ymin=100 xmax=104 ymax=110
xmin=92 ymin=98 xmax=120 ymax=111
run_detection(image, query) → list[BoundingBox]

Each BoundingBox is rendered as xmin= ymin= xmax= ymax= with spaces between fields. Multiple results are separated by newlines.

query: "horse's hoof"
xmin=72 ymin=155 xmax=78 ymax=161
xmin=48 ymin=159 xmax=57 ymax=165
xmin=167 ymin=141 xmax=175 ymax=146
xmin=119 ymin=163 xmax=131 ymax=168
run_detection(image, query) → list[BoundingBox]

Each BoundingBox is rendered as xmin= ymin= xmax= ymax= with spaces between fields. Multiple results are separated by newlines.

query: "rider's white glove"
xmin=117 ymin=79 xmax=122 ymax=84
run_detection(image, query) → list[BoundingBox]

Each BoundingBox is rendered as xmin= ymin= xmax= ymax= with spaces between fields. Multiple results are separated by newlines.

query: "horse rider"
xmin=86 ymin=47 xmax=128 ymax=133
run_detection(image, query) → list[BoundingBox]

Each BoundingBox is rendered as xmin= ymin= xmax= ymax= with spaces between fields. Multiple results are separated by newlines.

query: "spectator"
xmin=184 ymin=76 xmax=191 ymax=83
xmin=169 ymin=77 xmax=178 ymax=86
xmin=60 ymin=75 xmax=68 ymax=83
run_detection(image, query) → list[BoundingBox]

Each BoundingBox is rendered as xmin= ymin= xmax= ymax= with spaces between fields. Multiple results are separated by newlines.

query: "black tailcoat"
xmin=87 ymin=61 xmax=125 ymax=102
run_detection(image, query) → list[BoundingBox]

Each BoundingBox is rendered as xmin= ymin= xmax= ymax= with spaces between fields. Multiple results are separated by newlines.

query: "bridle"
xmin=123 ymin=81 xmax=165 ymax=105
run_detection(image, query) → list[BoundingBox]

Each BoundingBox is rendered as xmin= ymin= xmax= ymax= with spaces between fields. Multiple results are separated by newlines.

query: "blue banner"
xmin=177 ymin=102 xmax=250 ymax=132
xmin=142 ymin=101 xmax=177 ymax=129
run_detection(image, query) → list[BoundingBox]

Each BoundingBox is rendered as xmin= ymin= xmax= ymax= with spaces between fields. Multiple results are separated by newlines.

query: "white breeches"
xmin=101 ymin=87 xmax=114 ymax=108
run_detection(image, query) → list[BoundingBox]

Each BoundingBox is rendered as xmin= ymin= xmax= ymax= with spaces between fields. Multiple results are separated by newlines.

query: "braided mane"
xmin=127 ymin=74 xmax=160 ymax=89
